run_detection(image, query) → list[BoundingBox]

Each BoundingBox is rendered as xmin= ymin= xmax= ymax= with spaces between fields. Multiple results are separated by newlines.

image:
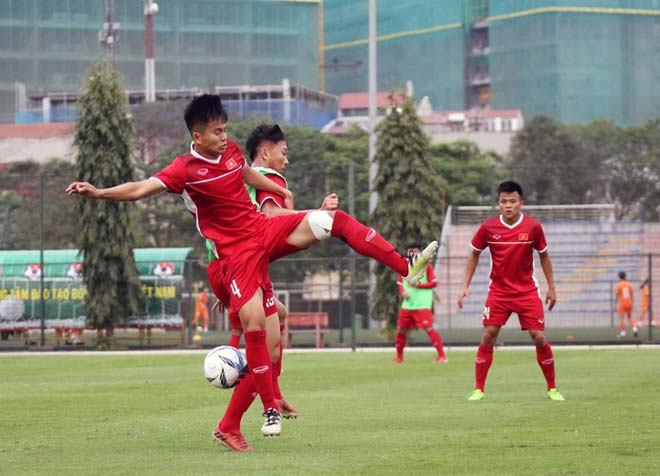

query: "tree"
xmin=609 ymin=119 xmax=660 ymax=220
xmin=370 ymin=97 xmax=442 ymax=331
xmin=74 ymin=63 xmax=142 ymax=342
xmin=0 ymin=160 xmax=80 ymax=250
xmin=429 ymin=140 xmax=502 ymax=207
xmin=507 ymin=115 xmax=586 ymax=204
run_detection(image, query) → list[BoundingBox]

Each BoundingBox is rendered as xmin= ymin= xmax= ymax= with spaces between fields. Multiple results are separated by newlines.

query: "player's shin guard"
xmin=536 ymin=343 xmax=556 ymax=390
xmin=395 ymin=331 xmax=406 ymax=360
xmin=244 ymin=330 xmax=278 ymax=412
xmin=218 ymin=371 xmax=256 ymax=433
xmin=330 ymin=210 xmax=408 ymax=276
xmin=426 ymin=329 xmax=446 ymax=358
xmin=272 ymin=325 xmax=285 ymax=400
xmin=475 ymin=344 xmax=494 ymax=391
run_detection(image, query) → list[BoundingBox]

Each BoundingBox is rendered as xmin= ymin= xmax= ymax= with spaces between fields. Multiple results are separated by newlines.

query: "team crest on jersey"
xmin=493 ymin=234 xmax=501 ymax=240
xmin=519 ymin=233 xmax=529 ymax=241
xmin=24 ymin=264 xmax=42 ymax=281
xmin=197 ymin=168 xmax=209 ymax=176
xmin=153 ymin=261 xmax=175 ymax=277
xmin=225 ymin=157 xmax=238 ymax=170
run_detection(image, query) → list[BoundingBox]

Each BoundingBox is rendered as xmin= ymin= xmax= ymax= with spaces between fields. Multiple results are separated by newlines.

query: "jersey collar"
xmin=190 ymin=141 xmax=222 ymax=163
xmin=499 ymin=213 xmax=524 ymax=229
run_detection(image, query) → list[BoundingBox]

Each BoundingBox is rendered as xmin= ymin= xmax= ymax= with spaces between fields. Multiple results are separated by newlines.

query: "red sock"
xmin=244 ymin=330 xmax=278 ymax=412
xmin=395 ymin=331 xmax=406 ymax=360
xmin=475 ymin=343 xmax=494 ymax=391
xmin=272 ymin=325 xmax=285 ymax=400
xmin=228 ymin=333 xmax=241 ymax=349
xmin=536 ymin=343 xmax=557 ymax=390
xmin=331 ymin=210 xmax=408 ymax=276
xmin=426 ymin=329 xmax=445 ymax=358
xmin=217 ymin=371 xmax=256 ymax=433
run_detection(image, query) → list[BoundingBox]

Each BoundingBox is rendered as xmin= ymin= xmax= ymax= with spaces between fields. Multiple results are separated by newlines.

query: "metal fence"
xmin=0 ymin=252 xmax=658 ymax=350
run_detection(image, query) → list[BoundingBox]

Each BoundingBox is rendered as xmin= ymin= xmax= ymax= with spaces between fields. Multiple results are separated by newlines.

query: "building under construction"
xmin=0 ymin=0 xmax=658 ymax=126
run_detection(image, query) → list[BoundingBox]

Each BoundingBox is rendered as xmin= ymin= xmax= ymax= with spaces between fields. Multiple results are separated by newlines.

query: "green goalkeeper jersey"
xmin=399 ymin=265 xmax=435 ymax=310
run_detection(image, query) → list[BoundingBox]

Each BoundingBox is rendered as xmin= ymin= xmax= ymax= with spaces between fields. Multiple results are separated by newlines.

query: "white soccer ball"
xmin=203 ymin=345 xmax=246 ymax=389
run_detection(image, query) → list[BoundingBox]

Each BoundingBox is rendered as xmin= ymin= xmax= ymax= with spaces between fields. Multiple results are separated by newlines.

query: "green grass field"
xmin=1 ymin=348 xmax=659 ymax=476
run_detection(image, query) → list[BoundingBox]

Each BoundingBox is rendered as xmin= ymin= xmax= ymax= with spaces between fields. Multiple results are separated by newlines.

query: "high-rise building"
xmin=0 ymin=0 xmax=321 ymax=122
xmin=323 ymin=0 xmax=660 ymax=125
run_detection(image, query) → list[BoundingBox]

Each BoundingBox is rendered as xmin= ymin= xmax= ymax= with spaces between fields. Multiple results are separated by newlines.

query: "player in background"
xmin=458 ymin=181 xmax=564 ymax=402
xmin=636 ymin=278 xmax=655 ymax=328
xmin=392 ymin=241 xmax=446 ymax=364
xmin=195 ymin=285 xmax=210 ymax=332
xmin=66 ymin=97 xmax=438 ymax=451
xmin=615 ymin=271 xmax=637 ymax=338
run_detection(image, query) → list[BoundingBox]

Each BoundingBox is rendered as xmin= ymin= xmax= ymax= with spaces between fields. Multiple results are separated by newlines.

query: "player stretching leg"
xmin=210 ymin=124 xmax=438 ymax=437
xmin=67 ymin=98 xmax=437 ymax=451
xmin=458 ymin=181 xmax=564 ymax=402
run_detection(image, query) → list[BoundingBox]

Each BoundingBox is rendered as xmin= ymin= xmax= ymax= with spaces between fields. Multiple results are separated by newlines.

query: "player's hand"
xmin=457 ymin=287 xmax=470 ymax=309
xmin=283 ymin=189 xmax=294 ymax=210
xmin=320 ymin=193 xmax=339 ymax=210
xmin=545 ymin=288 xmax=556 ymax=310
xmin=211 ymin=299 xmax=226 ymax=314
xmin=65 ymin=182 xmax=99 ymax=198
xmin=401 ymin=291 xmax=410 ymax=300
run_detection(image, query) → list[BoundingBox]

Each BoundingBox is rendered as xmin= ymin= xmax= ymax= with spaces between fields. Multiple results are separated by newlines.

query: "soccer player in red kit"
xmin=392 ymin=242 xmax=446 ymax=364
xmin=66 ymin=96 xmax=438 ymax=451
xmin=457 ymin=181 xmax=564 ymax=401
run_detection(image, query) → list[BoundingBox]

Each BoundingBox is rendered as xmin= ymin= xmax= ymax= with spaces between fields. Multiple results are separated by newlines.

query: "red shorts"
xmin=207 ymin=213 xmax=305 ymax=328
xmin=483 ymin=291 xmax=545 ymax=330
xmin=397 ymin=309 xmax=434 ymax=329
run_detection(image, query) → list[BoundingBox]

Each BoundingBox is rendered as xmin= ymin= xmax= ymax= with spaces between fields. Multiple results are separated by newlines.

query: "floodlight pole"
xmin=368 ymin=0 xmax=377 ymax=214
xmin=367 ymin=0 xmax=378 ymax=322
xmin=144 ymin=0 xmax=158 ymax=103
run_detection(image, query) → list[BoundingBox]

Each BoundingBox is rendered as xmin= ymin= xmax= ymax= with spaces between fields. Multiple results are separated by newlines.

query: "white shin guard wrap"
xmin=307 ymin=210 xmax=334 ymax=241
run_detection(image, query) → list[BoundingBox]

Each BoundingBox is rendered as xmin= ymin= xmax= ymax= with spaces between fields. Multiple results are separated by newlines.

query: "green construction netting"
xmin=0 ymin=0 xmax=321 ymax=118
xmin=489 ymin=0 xmax=660 ymax=125
xmin=323 ymin=0 xmax=465 ymax=110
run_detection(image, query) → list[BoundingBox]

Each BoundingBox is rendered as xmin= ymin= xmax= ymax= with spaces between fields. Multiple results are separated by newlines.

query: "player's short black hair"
xmin=618 ymin=271 xmax=627 ymax=280
xmin=497 ymin=180 xmax=524 ymax=199
xmin=407 ymin=241 xmax=422 ymax=250
xmin=245 ymin=124 xmax=286 ymax=160
xmin=184 ymin=94 xmax=228 ymax=134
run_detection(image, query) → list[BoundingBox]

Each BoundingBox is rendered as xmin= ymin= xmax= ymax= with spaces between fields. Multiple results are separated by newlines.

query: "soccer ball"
xmin=203 ymin=345 xmax=246 ymax=389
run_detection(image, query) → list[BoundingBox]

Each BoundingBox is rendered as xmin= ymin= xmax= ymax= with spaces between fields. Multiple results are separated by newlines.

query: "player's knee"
xmin=307 ymin=210 xmax=333 ymax=241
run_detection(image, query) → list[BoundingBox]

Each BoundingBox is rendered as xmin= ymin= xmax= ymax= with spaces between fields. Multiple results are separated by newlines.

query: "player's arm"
xmin=243 ymin=166 xmax=293 ymax=209
xmin=539 ymin=250 xmax=556 ymax=310
xmin=65 ymin=178 xmax=165 ymax=201
xmin=415 ymin=265 xmax=437 ymax=289
xmin=457 ymin=249 xmax=480 ymax=309
xmin=397 ymin=276 xmax=410 ymax=300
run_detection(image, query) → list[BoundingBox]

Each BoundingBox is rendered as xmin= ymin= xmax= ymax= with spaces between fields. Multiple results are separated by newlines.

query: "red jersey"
xmin=151 ymin=140 xmax=266 ymax=257
xmin=256 ymin=174 xmax=286 ymax=209
xmin=470 ymin=214 xmax=548 ymax=297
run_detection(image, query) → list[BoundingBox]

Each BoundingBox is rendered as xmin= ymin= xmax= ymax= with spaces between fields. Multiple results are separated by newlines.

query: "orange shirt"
xmin=616 ymin=280 xmax=634 ymax=307
xmin=642 ymin=284 xmax=650 ymax=310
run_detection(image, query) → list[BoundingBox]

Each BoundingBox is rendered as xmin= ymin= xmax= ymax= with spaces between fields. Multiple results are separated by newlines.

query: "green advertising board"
xmin=0 ymin=248 xmax=192 ymax=330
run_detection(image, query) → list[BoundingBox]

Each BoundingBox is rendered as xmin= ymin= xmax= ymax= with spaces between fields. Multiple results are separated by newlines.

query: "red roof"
xmin=339 ymin=92 xmax=406 ymax=111
xmin=0 ymin=122 xmax=75 ymax=138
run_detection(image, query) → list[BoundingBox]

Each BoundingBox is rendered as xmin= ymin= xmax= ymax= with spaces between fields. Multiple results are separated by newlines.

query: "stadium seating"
xmin=435 ymin=220 xmax=646 ymax=329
